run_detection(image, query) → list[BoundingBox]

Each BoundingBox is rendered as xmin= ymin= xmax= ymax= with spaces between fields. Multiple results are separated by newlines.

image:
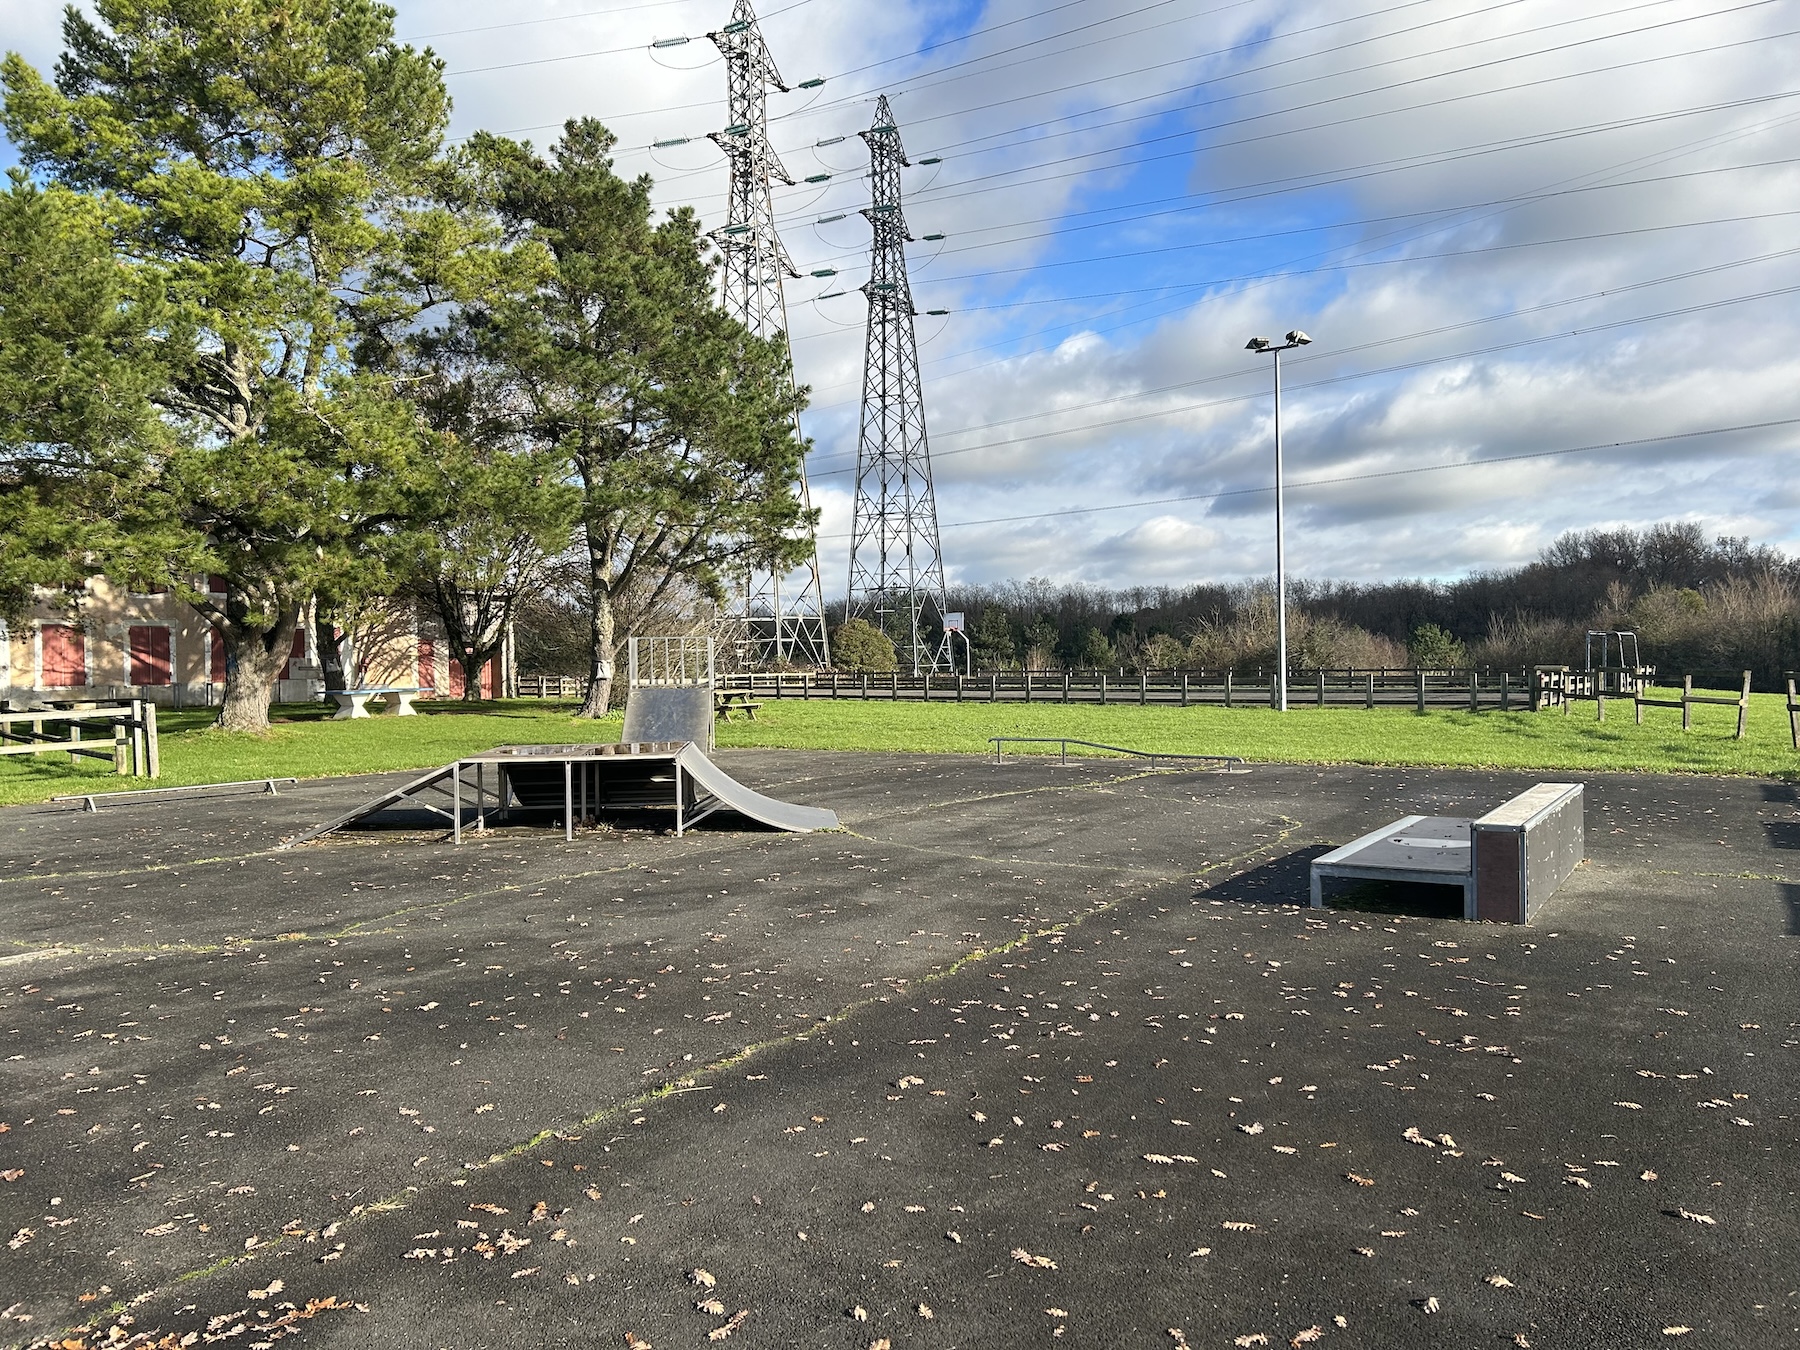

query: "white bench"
xmin=325 ymin=687 xmax=422 ymax=720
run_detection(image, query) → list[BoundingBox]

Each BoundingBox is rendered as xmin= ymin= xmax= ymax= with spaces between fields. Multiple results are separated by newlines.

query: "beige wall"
xmin=3 ymin=585 xmax=513 ymax=706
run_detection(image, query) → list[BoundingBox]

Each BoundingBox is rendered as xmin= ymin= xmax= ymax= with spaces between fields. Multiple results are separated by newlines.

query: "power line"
xmin=802 ymin=275 xmax=1800 ymax=475
xmin=812 ymin=418 xmax=1800 ymax=539
xmin=795 ymin=142 xmax=1800 ymax=403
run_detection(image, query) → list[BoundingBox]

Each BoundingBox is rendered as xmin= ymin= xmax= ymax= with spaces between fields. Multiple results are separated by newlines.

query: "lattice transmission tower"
xmin=846 ymin=97 xmax=949 ymax=674
xmin=708 ymin=0 xmax=829 ymax=668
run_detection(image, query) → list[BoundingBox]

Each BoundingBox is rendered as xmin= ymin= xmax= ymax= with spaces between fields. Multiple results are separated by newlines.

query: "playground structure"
xmin=1310 ymin=782 xmax=1584 ymax=924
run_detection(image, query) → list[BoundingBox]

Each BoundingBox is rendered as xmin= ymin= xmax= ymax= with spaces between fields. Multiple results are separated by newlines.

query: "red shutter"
xmin=41 ymin=625 xmax=87 ymax=687
xmin=447 ymin=657 xmax=466 ymax=699
xmin=128 ymin=626 xmax=172 ymax=686
xmin=207 ymin=575 xmax=228 ymax=594
xmin=209 ymin=627 xmax=228 ymax=683
xmin=417 ymin=639 xmax=436 ymax=693
xmin=481 ymin=658 xmax=496 ymax=698
xmin=278 ymin=627 xmax=306 ymax=680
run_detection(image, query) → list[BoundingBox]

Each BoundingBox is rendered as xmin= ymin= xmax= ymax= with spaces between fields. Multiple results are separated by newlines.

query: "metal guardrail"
xmin=990 ymin=737 xmax=1244 ymax=769
xmin=52 ymin=777 xmax=297 ymax=812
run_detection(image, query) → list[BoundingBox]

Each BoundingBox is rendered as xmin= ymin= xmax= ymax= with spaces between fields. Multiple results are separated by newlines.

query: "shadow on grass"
xmin=1206 ymin=845 xmax=1464 ymax=919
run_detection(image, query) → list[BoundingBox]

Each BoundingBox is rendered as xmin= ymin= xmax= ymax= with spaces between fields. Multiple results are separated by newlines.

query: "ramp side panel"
xmin=623 ymin=686 xmax=715 ymax=751
xmin=280 ymin=763 xmax=458 ymax=848
xmin=675 ymin=745 xmax=838 ymax=832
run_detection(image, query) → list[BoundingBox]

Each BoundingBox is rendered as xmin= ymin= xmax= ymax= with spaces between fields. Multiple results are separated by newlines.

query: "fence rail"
xmin=516 ymin=675 xmax=584 ymax=699
xmin=0 ymin=700 xmax=159 ymax=776
xmin=717 ymin=667 xmax=1544 ymax=711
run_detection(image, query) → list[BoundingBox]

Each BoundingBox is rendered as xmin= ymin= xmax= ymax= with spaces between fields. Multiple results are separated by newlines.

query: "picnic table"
xmin=715 ymin=689 xmax=764 ymax=721
xmin=325 ymin=687 xmax=422 ymax=720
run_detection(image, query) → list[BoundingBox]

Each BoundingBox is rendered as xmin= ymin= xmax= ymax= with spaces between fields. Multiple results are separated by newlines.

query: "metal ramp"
xmin=281 ymin=742 xmax=836 ymax=848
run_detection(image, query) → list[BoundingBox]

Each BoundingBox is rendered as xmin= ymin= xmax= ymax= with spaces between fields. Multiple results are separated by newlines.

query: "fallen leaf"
xmin=1012 ymin=1247 xmax=1058 ymax=1269
xmin=707 ymin=1310 xmax=750 ymax=1342
xmin=624 ymin=1335 xmax=652 ymax=1350
xmin=1675 ymin=1209 xmax=1716 ymax=1225
xmin=1233 ymin=1336 xmax=1269 ymax=1348
xmin=247 ymin=1280 xmax=285 ymax=1300
xmin=1222 ymin=1221 xmax=1257 ymax=1232
xmin=1344 ymin=1173 xmax=1375 ymax=1187
xmin=918 ymin=1303 xmax=935 ymax=1319
xmin=1662 ymin=1328 xmax=1693 ymax=1337
xmin=1418 ymin=1296 xmax=1440 ymax=1314
xmin=1486 ymin=1274 xmax=1515 ymax=1288
xmin=1238 ymin=1122 xmax=1264 ymax=1136
xmin=696 ymin=1298 xmax=725 ymax=1316
xmin=1640 ymin=1171 xmax=1659 ymax=1182
xmin=689 ymin=1269 xmax=717 ymax=1289
xmin=850 ymin=1307 xmax=868 ymax=1322
xmin=1291 ymin=1327 xmax=1324 ymax=1346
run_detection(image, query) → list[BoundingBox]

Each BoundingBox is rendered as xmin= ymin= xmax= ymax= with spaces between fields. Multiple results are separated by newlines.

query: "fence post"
xmin=1682 ymin=675 xmax=1692 ymax=731
xmin=802 ymin=672 xmax=810 ymax=701
xmin=1181 ymin=672 xmax=1189 ymax=707
xmin=1737 ymin=670 xmax=1751 ymax=739
xmin=1139 ymin=671 xmax=1147 ymax=706
xmin=1469 ymin=669 xmax=1478 ymax=713
xmin=1224 ymin=671 xmax=1233 ymax=709
xmin=1500 ymin=671 xmax=1510 ymax=712
xmin=891 ymin=671 xmax=899 ymax=700
xmin=957 ymin=674 xmax=964 ymax=703
xmin=1415 ymin=670 xmax=1426 ymax=715
xmin=1317 ymin=670 xmax=1325 ymax=707
xmin=990 ymin=673 xmax=998 ymax=702
xmin=1025 ymin=669 xmax=1033 ymax=704
xmin=1063 ymin=670 xmax=1070 ymax=704
xmin=1098 ymin=672 xmax=1106 ymax=705
xmin=1365 ymin=672 xmax=1374 ymax=710
xmin=143 ymin=701 xmax=160 ymax=779
xmin=1596 ymin=690 xmax=1605 ymax=722
xmin=861 ymin=673 xmax=869 ymax=700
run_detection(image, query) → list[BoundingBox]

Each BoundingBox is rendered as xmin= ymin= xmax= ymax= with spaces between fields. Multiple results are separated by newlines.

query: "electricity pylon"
xmin=708 ymin=0 xmax=829 ymax=669
xmin=846 ymin=97 xmax=949 ymax=674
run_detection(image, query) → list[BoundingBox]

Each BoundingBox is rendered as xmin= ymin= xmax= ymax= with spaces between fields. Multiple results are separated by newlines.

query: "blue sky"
xmin=8 ymin=0 xmax=1799 ymax=597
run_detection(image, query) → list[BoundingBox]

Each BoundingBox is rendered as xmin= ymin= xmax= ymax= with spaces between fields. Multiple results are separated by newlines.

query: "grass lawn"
xmin=0 ymin=686 xmax=1792 ymax=807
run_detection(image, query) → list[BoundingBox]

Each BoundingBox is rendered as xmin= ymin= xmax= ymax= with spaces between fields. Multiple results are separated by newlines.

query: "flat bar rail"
xmin=52 ymin=777 xmax=297 ymax=812
xmin=990 ymin=737 xmax=1244 ymax=769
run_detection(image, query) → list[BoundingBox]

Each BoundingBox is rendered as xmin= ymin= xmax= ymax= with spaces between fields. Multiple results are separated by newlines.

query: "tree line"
xmin=0 ymin=0 xmax=816 ymax=730
xmin=827 ymin=523 xmax=1800 ymax=686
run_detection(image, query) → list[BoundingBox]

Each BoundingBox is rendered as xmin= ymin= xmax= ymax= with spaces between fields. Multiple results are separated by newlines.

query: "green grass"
xmin=0 ymin=686 xmax=1791 ymax=807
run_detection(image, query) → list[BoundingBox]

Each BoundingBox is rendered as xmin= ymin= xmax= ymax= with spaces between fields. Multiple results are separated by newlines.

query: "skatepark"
xmin=1 ymin=748 xmax=1794 ymax=1349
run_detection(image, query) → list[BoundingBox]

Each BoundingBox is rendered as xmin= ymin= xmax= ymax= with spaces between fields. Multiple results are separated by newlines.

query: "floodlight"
xmin=1286 ymin=330 xmax=1312 ymax=345
xmin=1245 ymin=336 xmax=1271 ymax=351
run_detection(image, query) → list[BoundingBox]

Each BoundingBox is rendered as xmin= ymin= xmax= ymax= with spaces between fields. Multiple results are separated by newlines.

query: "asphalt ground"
xmin=0 ymin=752 xmax=1795 ymax=1350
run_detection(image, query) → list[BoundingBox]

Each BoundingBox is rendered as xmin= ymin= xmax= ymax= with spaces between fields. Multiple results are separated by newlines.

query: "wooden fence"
xmin=716 ymin=667 xmax=1543 ymax=711
xmin=517 ymin=675 xmax=584 ymax=699
xmin=1629 ymin=672 xmax=1752 ymax=739
xmin=0 ymin=700 xmax=159 ymax=777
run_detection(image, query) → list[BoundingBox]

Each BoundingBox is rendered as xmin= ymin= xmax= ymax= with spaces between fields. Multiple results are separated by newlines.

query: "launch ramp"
xmin=282 ymin=741 xmax=836 ymax=848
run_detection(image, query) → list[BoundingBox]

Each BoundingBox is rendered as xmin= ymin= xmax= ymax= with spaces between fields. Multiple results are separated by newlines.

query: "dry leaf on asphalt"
xmin=1291 ymin=1327 xmax=1324 ymax=1346
xmin=707 ymin=1310 xmax=750 ymax=1342
xmin=1012 ymin=1247 xmax=1057 ymax=1269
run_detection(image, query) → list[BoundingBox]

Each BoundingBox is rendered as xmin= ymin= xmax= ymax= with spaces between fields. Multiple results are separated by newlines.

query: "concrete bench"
xmin=1310 ymin=782 xmax=1583 ymax=923
xmin=325 ymin=687 xmax=422 ymax=720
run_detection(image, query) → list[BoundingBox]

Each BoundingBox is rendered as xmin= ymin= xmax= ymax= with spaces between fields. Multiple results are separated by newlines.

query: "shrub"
xmin=832 ymin=618 xmax=898 ymax=673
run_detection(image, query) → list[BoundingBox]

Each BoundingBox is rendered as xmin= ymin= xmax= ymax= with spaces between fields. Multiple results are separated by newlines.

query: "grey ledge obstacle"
xmin=990 ymin=737 xmax=1245 ymax=770
xmin=1310 ymin=782 xmax=1583 ymax=923
xmin=281 ymin=741 xmax=836 ymax=848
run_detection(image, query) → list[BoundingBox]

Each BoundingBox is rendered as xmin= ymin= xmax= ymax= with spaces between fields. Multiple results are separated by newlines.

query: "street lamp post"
xmin=1245 ymin=330 xmax=1312 ymax=712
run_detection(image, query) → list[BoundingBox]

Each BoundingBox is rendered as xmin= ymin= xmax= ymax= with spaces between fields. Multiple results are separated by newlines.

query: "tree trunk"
xmin=455 ymin=647 xmax=499 ymax=701
xmin=216 ymin=612 xmax=298 ymax=733
xmin=314 ymin=613 xmax=348 ymax=691
xmin=578 ymin=575 xmax=616 ymax=720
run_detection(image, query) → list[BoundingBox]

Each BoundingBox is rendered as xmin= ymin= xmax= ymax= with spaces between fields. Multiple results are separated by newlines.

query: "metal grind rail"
xmin=990 ymin=737 xmax=1244 ymax=769
xmin=52 ymin=777 xmax=298 ymax=812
